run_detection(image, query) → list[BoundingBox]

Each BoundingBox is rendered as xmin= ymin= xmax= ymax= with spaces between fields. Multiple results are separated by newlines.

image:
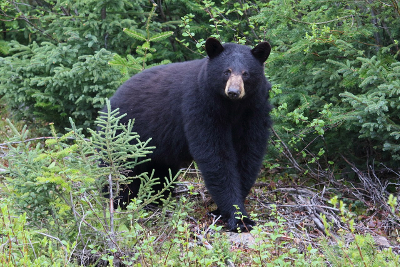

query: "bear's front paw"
xmin=226 ymin=216 xmax=255 ymax=232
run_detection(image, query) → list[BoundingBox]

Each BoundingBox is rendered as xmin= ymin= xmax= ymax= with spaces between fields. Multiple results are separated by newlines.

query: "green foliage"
xmin=321 ymin=233 xmax=399 ymax=267
xmin=109 ymin=3 xmax=173 ymax=81
xmin=0 ymin=40 xmax=10 ymax=56
xmin=0 ymin=202 xmax=76 ymax=266
xmin=248 ymin=206 xmax=324 ymax=266
xmin=338 ymin=59 xmax=400 ymax=160
xmin=0 ymin=40 xmax=122 ymax=130
xmin=0 ymin=0 xmax=180 ymax=131
xmin=90 ymin=100 xmax=177 ymax=206
xmin=1 ymin=0 xmax=148 ymax=53
xmin=176 ymin=0 xmax=269 ymax=55
xmin=1 ymin=100 xmax=169 ymax=234
xmin=320 ymin=196 xmax=400 ymax=267
xmin=249 ymin=0 xmax=400 ymax=167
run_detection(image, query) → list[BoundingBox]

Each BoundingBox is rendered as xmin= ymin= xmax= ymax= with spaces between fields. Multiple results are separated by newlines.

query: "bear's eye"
xmin=242 ymin=71 xmax=249 ymax=78
xmin=223 ymin=70 xmax=231 ymax=76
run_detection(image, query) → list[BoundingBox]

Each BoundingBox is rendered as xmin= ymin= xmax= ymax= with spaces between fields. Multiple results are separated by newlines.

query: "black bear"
xmin=103 ymin=37 xmax=272 ymax=231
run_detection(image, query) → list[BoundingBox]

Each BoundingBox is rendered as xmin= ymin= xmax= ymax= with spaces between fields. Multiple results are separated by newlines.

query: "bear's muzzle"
xmin=225 ymin=74 xmax=245 ymax=100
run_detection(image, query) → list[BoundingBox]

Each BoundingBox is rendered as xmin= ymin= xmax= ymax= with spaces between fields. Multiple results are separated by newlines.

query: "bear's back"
xmin=107 ymin=58 xmax=207 ymax=165
xmin=110 ymin=58 xmax=206 ymax=116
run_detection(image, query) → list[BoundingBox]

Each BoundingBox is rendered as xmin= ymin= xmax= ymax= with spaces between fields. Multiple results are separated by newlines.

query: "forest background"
xmin=0 ymin=0 xmax=399 ymax=266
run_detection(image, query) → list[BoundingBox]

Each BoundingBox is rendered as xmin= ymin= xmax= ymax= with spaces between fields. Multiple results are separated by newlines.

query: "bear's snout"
xmin=224 ymin=73 xmax=245 ymax=99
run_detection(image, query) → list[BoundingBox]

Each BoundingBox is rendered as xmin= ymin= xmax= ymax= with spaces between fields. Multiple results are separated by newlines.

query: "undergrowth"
xmin=0 ymin=100 xmax=399 ymax=266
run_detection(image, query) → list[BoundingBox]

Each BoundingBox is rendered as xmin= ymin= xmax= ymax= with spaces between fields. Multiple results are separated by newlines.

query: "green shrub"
xmin=0 ymin=41 xmax=122 ymax=131
xmin=0 ymin=201 xmax=77 ymax=266
xmin=337 ymin=59 xmax=400 ymax=161
xmin=108 ymin=3 xmax=174 ymax=81
xmin=0 ymin=0 xmax=179 ymax=132
xmin=245 ymin=0 xmax=400 ymax=168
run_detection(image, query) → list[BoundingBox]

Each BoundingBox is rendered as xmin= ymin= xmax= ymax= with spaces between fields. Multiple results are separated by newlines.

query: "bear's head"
xmin=205 ymin=38 xmax=271 ymax=100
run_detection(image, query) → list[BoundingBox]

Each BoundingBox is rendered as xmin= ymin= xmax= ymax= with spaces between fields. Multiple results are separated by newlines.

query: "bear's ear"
xmin=205 ymin=37 xmax=224 ymax=59
xmin=251 ymin=42 xmax=271 ymax=63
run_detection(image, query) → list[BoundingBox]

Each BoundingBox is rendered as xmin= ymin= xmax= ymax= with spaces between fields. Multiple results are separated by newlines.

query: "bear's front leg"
xmin=197 ymin=158 xmax=254 ymax=232
xmin=199 ymin=161 xmax=254 ymax=231
xmin=185 ymin=124 xmax=254 ymax=231
xmin=234 ymin=113 xmax=270 ymax=206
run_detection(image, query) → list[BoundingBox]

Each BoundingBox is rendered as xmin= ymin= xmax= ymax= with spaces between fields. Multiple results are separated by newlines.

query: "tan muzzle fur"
xmin=225 ymin=73 xmax=245 ymax=99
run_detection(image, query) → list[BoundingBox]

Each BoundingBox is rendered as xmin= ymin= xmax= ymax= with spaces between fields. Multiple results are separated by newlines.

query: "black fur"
xmin=101 ymin=38 xmax=272 ymax=231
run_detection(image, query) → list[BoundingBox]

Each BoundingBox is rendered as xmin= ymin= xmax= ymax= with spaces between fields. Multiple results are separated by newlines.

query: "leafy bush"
xmin=337 ymin=59 xmax=400 ymax=161
xmin=250 ymin=0 xmax=400 ymax=166
xmin=108 ymin=4 xmax=174 ymax=81
xmin=3 ymin=102 xmax=145 ymax=232
xmin=0 ymin=0 xmax=180 ymax=131
xmin=0 ymin=40 xmax=121 ymax=130
xmin=0 ymin=202 xmax=76 ymax=266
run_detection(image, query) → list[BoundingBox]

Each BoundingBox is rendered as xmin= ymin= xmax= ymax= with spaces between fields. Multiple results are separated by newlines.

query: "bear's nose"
xmin=227 ymin=88 xmax=241 ymax=99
